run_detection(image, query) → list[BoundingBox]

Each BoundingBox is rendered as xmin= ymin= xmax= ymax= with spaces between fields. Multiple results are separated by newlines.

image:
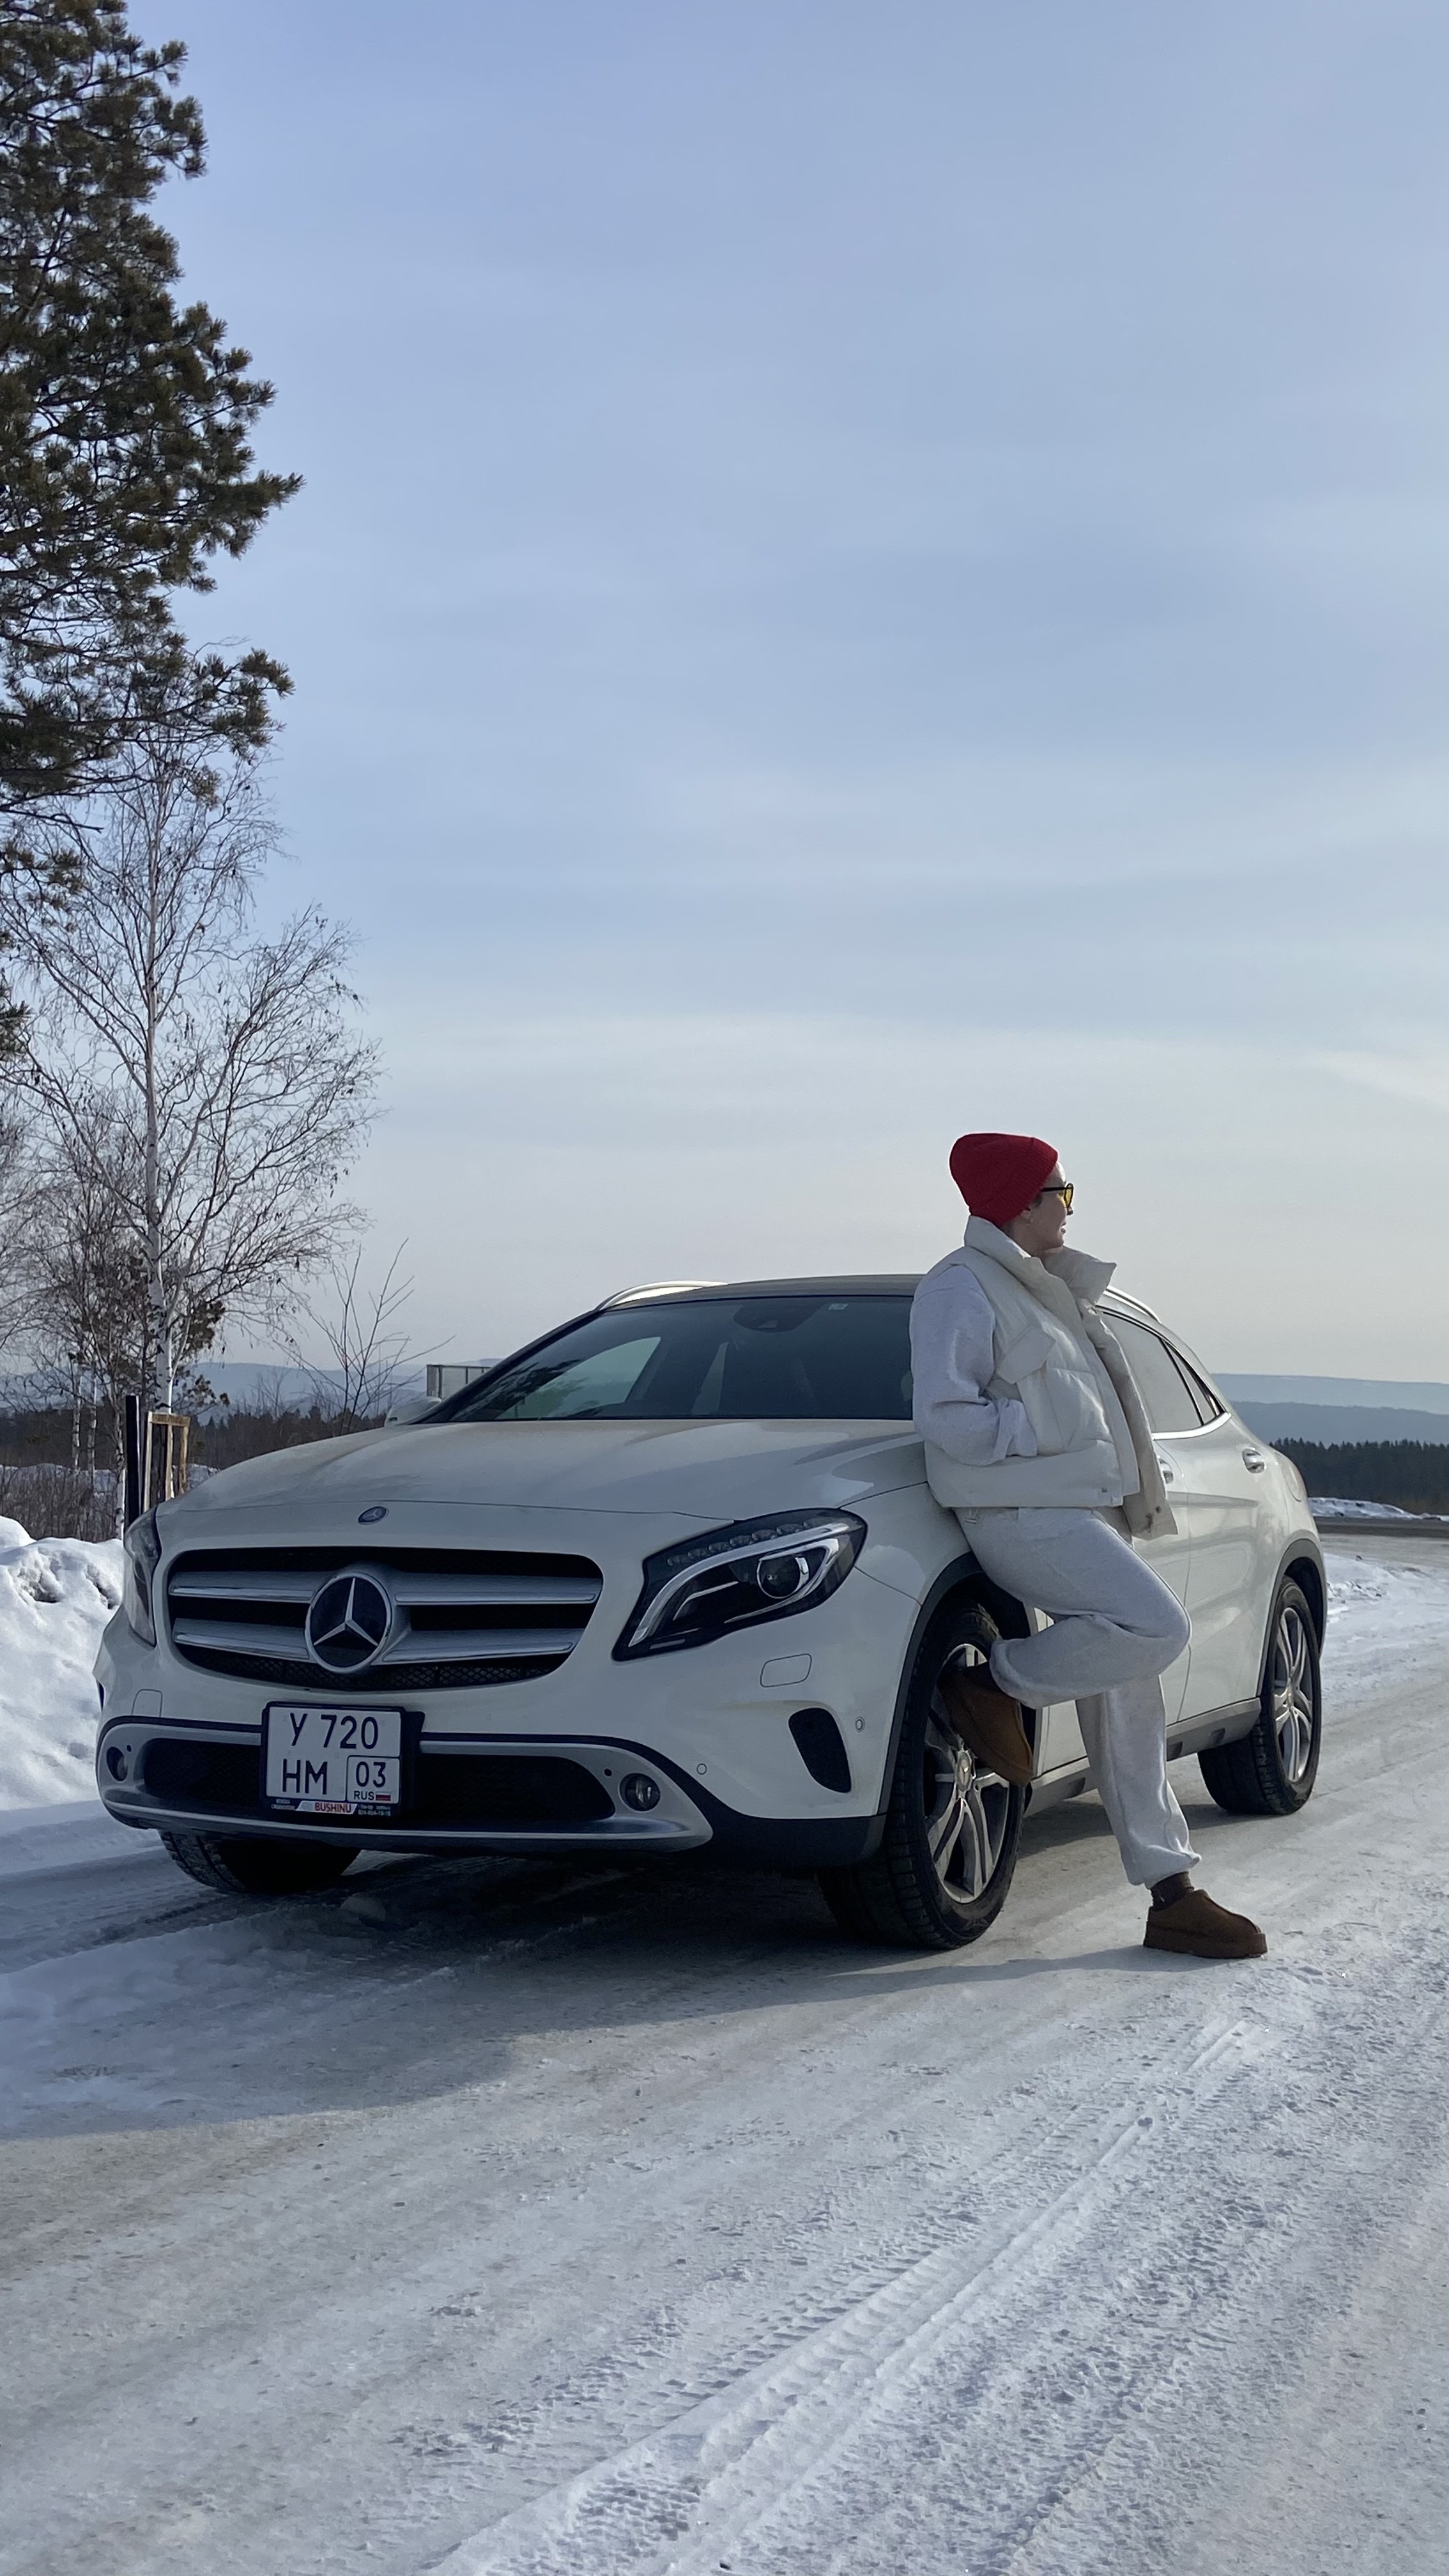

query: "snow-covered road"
xmin=3 ymin=1538 xmax=1446 ymax=2576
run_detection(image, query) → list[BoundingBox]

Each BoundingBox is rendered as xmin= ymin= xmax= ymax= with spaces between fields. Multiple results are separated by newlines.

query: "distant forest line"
xmin=1278 ymin=1441 xmax=1449 ymax=1514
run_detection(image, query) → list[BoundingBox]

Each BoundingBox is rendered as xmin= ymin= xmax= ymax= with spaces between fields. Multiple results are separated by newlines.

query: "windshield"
xmin=441 ymin=1296 xmax=914 ymax=1424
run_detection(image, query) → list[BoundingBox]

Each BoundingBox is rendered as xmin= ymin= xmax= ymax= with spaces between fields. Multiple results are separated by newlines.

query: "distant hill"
xmin=0 ymin=1361 xmax=432 ymax=1418
xmin=168 ymin=1363 xmax=434 ymax=1416
xmin=1233 ymin=1402 xmax=1449 ymax=1447
xmin=1218 ymin=1375 xmax=1449 ymax=1415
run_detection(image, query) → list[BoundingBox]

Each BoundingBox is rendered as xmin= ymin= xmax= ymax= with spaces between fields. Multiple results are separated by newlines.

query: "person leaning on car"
xmin=909 ymin=1130 xmax=1267 ymax=1961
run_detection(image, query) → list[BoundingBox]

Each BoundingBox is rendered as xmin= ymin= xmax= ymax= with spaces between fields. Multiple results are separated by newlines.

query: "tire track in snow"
xmin=424 ymin=1930 xmax=1447 ymax=2576
xmin=366 ymin=2008 xmax=1240 ymax=2554
xmin=711 ymin=1927 xmax=1448 ymax=2576
xmin=417 ymin=2009 xmax=1254 ymax=2574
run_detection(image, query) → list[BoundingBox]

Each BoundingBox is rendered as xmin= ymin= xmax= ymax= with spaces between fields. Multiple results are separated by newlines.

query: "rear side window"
xmin=1110 ymin=1317 xmax=1204 ymax=1435
xmin=1170 ymin=1349 xmax=1227 ymax=1426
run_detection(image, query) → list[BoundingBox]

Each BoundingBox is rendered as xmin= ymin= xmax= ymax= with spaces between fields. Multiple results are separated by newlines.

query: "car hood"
xmin=175 ymin=1418 xmax=929 ymax=1529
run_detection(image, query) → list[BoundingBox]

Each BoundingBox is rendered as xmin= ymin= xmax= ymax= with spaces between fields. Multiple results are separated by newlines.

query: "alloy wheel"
xmin=1270 ymin=1598 xmax=1316 ymax=1784
xmin=924 ymin=1655 xmax=1013 ymax=1903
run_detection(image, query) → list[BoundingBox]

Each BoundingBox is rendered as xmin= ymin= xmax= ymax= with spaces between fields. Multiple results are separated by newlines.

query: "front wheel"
xmin=820 ymin=1600 xmax=1026 ymax=1949
xmin=160 ymin=1830 xmax=360 ymax=1895
xmin=1198 ymin=1577 xmax=1322 ymax=1817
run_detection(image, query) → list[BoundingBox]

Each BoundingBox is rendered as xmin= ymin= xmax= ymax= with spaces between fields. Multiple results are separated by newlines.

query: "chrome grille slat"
xmin=172 ymin=1616 xmax=585 ymax=1665
xmin=392 ymin=1572 xmax=599 ymax=1608
xmin=378 ymin=1627 xmax=588 ymax=1664
xmin=168 ymin=1568 xmax=601 ymax=1609
xmin=169 ymin=1570 xmax=316 ymax=1604
xmin=165 ymin=1546 xmax=603 ymax=1690
xmin=173 ymin=1617 xmax=316 ymax=1659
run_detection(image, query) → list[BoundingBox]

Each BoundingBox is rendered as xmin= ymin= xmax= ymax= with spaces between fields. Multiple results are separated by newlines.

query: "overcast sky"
xmin=151 ymin=0 xmax=1446 ymax=1376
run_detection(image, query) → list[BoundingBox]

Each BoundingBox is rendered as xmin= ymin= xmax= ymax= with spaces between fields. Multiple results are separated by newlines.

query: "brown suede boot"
xmin=936 ymin=1667 xmax=1034 ymax=1786
xmin=1144 ymin=1887 xmax=1268 ymax=1959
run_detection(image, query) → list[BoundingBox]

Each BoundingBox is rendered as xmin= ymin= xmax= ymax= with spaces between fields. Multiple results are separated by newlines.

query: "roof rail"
xmin=1103 ymin=1287 xmax=1162 ymax=1322
xmin=600 ymin=1279 xmax=723 ymax=1308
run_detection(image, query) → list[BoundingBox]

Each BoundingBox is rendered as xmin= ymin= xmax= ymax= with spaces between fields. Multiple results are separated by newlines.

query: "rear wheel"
xmin=160 ymin=1830 xmax=360 ymax=1895
xmin=1198 ymin=1578 xmax=1321 ymax=1817
xmin=820 ymin=1600 xmax=1026 ymax=1949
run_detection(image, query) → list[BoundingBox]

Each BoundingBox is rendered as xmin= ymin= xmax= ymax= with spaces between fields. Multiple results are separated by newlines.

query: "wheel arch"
xmin=1200 ymin=1542 xmax=1324 ymax=1818
xmin=871 ymin=1554 xmax=1031 ymax=1821
xmin=1282 ymin=1549 xmax=1326 ymax=1646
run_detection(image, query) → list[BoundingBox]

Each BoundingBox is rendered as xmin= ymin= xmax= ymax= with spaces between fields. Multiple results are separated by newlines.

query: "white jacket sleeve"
xmin=909 ymin=1268 xmax=1039 ymax=1466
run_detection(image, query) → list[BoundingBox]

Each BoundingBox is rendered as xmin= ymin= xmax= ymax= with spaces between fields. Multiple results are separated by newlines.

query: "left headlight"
xmin=615 ymin=1510 xmax=867 ymax=1659
xmin=122 ymin=1509 xmax=161 ymax=1645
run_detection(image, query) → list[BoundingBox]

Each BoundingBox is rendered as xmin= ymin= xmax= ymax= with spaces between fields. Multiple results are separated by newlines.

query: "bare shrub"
xmin=0 ymin=1461 xmax=118 ymax=1543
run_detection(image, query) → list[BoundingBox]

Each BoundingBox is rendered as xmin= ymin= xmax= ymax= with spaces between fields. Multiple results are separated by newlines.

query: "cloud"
xmin=327 ymin=1004 xmax=1445 ymax=1376
xmin=164 ymin=0 xmax=1449 ymax=1375
xmin=1307 ymin=1047 xmax=1449 ymax=1119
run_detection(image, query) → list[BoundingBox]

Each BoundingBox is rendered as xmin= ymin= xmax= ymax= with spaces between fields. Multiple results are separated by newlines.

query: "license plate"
xmin=263 ymin=1704 xmax=404 ymax=1815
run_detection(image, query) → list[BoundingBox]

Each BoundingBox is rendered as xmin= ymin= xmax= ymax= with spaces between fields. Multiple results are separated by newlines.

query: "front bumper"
xmin=95 ymin=1517 xmax=929 ymax=1867
xmin=94 ymin=1708 xmax=888 ymax=1867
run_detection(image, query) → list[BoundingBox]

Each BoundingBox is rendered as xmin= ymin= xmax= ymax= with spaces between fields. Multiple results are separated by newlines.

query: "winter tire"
xmin=1198 ymin=1577 xmax=1322 ymax=1818
xmin=160 ymin=1830 xmax=360 ymax=1895
xmin=819 ymin=1598 xmax=1026 ymax=1950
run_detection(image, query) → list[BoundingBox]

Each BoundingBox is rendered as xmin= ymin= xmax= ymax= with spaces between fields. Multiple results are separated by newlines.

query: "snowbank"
xmin=0 ymin=1518 xmax=123 ymax=1809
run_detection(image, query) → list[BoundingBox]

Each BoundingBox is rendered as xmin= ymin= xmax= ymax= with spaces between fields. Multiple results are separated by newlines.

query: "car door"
xmin=1157 ymin=1348 xmax=1278 ymax=1717
xmin=1111 ymin=1316 xmax=1271 ymax=1720
xmin=1101 ymin=1315 xmax=1201 ymax=1725
xmin=1034 ymin=1315 xmax=1193 ymax=1773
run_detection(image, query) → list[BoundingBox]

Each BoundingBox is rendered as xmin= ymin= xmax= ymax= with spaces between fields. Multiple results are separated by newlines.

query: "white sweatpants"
xmin=955 ymin=1505 xmax=1199 ymax=1889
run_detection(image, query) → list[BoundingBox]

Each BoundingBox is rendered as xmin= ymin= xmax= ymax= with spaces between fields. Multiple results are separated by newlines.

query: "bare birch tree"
xmin=0 ymin=1091 xmax=35 ymax=1356
xmin=284 ymin=1239 xmax=418 ymax=1429
xmin=0 ymin=691 xmax=377 ymax=1422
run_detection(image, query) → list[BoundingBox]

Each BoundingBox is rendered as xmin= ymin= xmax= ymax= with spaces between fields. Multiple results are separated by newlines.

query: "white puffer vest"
xmin=916 ymin=1219 xmax=1176 ymax=1538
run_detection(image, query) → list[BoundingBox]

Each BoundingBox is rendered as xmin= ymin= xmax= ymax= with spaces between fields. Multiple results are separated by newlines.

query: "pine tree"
xmin=0 ymin=1 xmax=298 ymax=820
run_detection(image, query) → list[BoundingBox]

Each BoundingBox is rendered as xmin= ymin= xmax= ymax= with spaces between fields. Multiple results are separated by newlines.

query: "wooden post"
xmin=145 ymin=1410 xmax=192 ymax=1505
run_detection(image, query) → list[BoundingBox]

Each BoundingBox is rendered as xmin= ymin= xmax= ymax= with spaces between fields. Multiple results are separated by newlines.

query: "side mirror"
xmin=383 ymin=1395 xmax=440 ymax=1425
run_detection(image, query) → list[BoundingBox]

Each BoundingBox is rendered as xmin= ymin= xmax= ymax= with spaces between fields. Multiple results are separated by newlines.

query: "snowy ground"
xmin=0 ymin=1520 xmax=121 ymax=1807
xmin=1 ymin=1538 xmax=1446 ymax=2576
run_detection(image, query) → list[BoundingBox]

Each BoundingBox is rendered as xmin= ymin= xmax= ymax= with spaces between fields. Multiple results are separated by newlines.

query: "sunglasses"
xmin=1034 ymin=1181 xmax=1074 ymax=1211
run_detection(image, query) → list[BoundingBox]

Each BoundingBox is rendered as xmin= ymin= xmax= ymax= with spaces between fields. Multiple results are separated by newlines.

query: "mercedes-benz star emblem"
xmin=305 ymin=1570 xmax=394 ymax=1675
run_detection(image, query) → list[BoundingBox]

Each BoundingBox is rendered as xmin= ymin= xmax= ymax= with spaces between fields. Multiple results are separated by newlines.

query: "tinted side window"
xmin=1110 ymin=1317 xmax=1204 ymax=1435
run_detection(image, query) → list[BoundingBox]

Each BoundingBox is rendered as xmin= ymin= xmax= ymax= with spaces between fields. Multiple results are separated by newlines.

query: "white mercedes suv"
xmin=95 ymin=1276 xmax=1325 ymax=1949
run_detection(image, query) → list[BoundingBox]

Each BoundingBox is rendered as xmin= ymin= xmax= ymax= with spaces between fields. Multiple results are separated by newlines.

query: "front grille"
xmin=140 ymin=1737 xmax=612 ymax=1830
xmin=165 ymin=1545 xmax=603 ymax=1690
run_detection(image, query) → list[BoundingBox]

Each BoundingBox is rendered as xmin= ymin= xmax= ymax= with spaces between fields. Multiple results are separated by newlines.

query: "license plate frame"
xmin=262 ymin=1702 xmax=420 ymax=1819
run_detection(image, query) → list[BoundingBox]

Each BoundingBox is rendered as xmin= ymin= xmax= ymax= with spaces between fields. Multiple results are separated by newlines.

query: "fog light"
xmin=105 ymin=1745 xmax=128 ymax=1782
xmin=619 ymin=1772 xmax=661 ymax=1811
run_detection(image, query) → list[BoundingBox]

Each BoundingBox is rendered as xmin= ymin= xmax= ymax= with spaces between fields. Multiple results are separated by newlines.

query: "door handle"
xmin=1242 ymin=1447 xmax=1267 ymax=1472
xmin=1154 ymin=1451 xmax=1176 ymax=1482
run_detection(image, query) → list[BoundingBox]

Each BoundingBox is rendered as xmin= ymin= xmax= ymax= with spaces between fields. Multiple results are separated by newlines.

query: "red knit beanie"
xmin=949 ymin=1131 xmax=1059 ymax=1225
